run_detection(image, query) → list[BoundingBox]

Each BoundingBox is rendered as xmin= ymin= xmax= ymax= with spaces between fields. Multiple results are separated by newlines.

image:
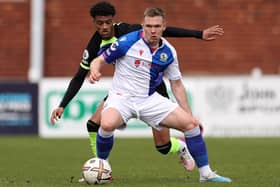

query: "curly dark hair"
xmin=90 ymin=1 xmax=116 ymax=18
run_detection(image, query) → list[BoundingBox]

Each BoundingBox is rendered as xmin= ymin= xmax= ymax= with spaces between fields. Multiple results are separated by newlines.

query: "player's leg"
xmin=96 ymin=107 xmax=123 ymax=159
xmin=96 ymin=93 xmax=130 ymax=160
xmin=160 ymin=106 xmax=232 ymax=182
xmin=152 ymin=127 xmax=171 ymax=153
xmin=79 ymin=102 xmax=118 ymax=183
xmin=86 ymin=100 xmax=104 ymax=157
xmin=142 ymin=93 xmax=231 ymax=182
xmin=153 ymin=81 xmax=195 ymax=171
xmin=152 ymin=128 xmax=195 ymax=171
xmin=154 ymin=81 xmax=183 ymax=153
xmin=79 ymin=97 xmax=109 ymax=183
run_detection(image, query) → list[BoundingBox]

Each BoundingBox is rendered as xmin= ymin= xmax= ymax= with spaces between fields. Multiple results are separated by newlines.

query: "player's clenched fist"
xmin=89 ymin=56 xmax=105 ymax=84
xmin=89 ymin=69 xmax=102 ymax=83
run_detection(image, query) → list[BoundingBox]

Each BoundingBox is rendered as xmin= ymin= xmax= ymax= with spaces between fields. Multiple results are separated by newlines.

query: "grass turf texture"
xmin=0 ymin=137 xmax=279 ymax=187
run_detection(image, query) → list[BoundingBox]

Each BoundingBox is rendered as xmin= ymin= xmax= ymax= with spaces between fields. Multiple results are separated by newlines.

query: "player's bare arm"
xmin=169 ymin=79 xmax=192 ymax=115
xmin=169 ymin=79 xmax=203 ymax=128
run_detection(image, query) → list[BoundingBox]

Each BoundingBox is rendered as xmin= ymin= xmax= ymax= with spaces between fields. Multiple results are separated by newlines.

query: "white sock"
xmin=98 ymin=127 xmax=114 ymax=138
xmin=199 ymin=165 xmax=212 ymax=177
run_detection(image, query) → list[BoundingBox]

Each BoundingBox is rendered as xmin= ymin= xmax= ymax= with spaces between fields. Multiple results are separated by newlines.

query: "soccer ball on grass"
xmin=82 ymin=158 xmax=112 ymax=184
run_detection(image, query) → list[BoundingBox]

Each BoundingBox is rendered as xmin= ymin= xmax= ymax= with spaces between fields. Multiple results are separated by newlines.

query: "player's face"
xmin=93 ymin=15 xmax=114 ymax=39
xmin=142 ymin=16 xmax=166 ymax=48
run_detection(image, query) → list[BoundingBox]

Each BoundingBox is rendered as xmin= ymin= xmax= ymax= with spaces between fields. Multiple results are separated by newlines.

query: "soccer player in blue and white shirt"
xmin=89 ymin=7 xmax=232 ymax=183
xmin=51 ymin=1 xmax=224 ymax=173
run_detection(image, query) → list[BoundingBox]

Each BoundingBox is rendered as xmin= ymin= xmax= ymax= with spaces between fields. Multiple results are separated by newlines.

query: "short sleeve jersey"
xmin=102 ymin=30 xmax=182 ymax=97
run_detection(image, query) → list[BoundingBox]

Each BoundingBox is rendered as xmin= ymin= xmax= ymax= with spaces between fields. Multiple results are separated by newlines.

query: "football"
xmin=82 ymin=158 xmax=112 ymax=184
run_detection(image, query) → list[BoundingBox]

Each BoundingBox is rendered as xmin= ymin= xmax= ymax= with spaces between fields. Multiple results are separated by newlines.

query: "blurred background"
xmin=1 ymin=0 xmax=280 ymax=137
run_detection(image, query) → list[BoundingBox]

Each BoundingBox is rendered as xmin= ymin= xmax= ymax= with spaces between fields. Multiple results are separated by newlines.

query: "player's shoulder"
xmin=88 ymin=31 xmax=102 ymax=44
xmin=117 ymin=30 xmax=142 ymax=46
xmin=113 ymin=22 xmax=129 ymax=36
xmin=161 ymin=37 xmax=177 ymax=53
xmin=85 ymin=32 xmax=102 ymax=52
xmin=80 ymin=32 xmax=102 ymax=69
xmin=114 ymin=22 xmax=127 ymax=27
xmin=114 ymin=22 xmax=142 ymax=37
xmin=107 ymin=30 xmax=142 ymax=56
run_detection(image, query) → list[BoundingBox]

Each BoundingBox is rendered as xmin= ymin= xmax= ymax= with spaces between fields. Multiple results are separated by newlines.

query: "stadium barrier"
xmin=39 ymin=76 xmax=280 ymax=138
xmin=0 ymin=82 xmax=38 ymax=135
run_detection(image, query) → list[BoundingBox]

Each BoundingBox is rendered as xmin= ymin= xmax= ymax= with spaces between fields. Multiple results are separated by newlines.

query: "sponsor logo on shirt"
xmin=134 ymin=60 xmax=140 ymax=68
xmin=82 ymin=49 xmax=89 ymax=59
xmin=82 ymin=49 xmax=89 ymax=65
xmin=134 ymin=59 xmax=152 ymax=69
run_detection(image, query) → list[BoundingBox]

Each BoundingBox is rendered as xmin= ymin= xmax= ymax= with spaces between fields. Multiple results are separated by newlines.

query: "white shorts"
xmin=103 ymin=91 xmax=178 ymax=130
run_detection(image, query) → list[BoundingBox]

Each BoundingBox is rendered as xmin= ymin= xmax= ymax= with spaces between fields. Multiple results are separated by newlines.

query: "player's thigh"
xmin=140 ymin=93 xmax=177 ymax=129
xmin=102 ymin=93 xmax=134 ymax=130
xmin=152 ymin=127 xmax=170 ymax=146
xmin=160 ymin=107 xmax=195 ymax=131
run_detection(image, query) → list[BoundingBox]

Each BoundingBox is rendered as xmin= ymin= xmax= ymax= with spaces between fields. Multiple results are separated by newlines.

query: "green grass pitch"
xmin=0 ymin=136 xmax=279 ymax=187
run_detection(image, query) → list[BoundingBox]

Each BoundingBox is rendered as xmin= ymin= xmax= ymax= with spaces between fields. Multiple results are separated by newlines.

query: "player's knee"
xmin=100 ymin=121 xmax=116 ymax=132
xmin=180 ymin=116 xmax=198 ymax=132
xmin=101 ymin=113 xmax=121 ymax=131
xmin=181 ymin=124 xmax=197 ymax=132
xmin=86 ymin=120 xmax=100 ymax=132
xmin=156 ymin=141 xmax=171 ymax=155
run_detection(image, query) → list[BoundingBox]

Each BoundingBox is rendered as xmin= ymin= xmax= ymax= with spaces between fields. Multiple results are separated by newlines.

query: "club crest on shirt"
xmin=160 ymin=53 xmax=168 ymax=62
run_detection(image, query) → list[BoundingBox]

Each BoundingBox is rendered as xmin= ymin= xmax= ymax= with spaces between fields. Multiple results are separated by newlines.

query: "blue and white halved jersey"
xmin=102 ymin=30 xmax=182 ymax=97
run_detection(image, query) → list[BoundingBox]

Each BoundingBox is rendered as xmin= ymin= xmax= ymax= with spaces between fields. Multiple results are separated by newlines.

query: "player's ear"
xmin=162 ymin=21 xmax=166 ymax=31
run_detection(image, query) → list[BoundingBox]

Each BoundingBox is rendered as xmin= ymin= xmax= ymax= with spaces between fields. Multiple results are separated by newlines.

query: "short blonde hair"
xmin=143 ymin=7 xmax=165 ymax=19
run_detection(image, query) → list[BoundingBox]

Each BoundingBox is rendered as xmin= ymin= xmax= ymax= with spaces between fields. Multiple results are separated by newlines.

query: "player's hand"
xmin=50 ymin=107 xmax=64 ymax=124
xmin=89 ymin=70 xmax=102 ymax=84
xmin=192 ymin=118 xmax=204 ymax=135
xmin=89 ymin=56 xmax=106 ymax=83
xmin=202 ymin=25 xmax=224 ymax=41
